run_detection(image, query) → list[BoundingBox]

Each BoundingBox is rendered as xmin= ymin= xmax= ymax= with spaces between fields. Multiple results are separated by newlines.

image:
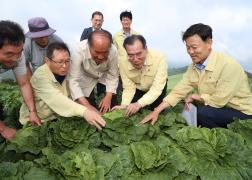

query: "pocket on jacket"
xmin=202 ymin=76 xmax=218 ymax=93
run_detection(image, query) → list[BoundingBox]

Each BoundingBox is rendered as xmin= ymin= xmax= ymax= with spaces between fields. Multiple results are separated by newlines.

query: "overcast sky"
xmin=1 ymin=0 xmax=252 ymax=70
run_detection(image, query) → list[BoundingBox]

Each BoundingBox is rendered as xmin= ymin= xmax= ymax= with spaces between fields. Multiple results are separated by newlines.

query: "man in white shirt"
xmin=69 ymin=30 xmax=119 ymax=114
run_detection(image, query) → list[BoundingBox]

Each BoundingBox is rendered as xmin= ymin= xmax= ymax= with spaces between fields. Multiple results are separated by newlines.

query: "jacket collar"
xmin=192 ymin=50 xmax=216 ymax=72
xmin=44 ymin=64 xmax=66 ymax=84
xmin=204 ymin=50 xmax=216 ymax=72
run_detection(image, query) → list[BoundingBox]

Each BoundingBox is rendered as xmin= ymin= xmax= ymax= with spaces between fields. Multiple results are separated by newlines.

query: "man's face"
xmin=185 ymin=34 xmax=212 ymax=64
xmin=121 ymin=17 xmax=132 ymax=30
xmin=0 ymin=43 xmax=23 ymax=68
xmin=46 ymin=49 xmax=70 ymax=76
xmin=89 ymin=37 xmax=110 ymax=65
xmin=34 ymin=36 xmax=49 ymax=48
xmin=125 ymin=39 xmax=147 ymax=69
xmin=92 ymin=15 xmax=103 ymax=30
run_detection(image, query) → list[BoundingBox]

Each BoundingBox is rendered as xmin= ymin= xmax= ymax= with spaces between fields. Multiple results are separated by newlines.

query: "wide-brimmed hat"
xmin=25 ymin=17 xmax=56 ymax=38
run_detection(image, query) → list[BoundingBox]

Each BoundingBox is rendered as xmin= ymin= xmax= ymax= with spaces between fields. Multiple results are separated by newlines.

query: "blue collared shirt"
xmin=195 ymin=51 xmax=211 ymax=71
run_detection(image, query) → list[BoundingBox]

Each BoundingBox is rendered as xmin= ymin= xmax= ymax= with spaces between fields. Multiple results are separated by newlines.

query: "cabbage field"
xmin=0 ymin=82 xmax=252 ymax=180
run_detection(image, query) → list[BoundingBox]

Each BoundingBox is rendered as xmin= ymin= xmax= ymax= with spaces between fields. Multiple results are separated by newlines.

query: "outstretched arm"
xmin=16 ymin=73 xmax=42 ymax=125
xmin=140 ymin=101 xmax=170 ymax=125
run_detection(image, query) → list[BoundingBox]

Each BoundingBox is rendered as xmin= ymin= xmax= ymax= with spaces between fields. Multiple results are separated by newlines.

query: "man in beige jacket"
xmin=69 ymin=30 xmax=119 ymax=114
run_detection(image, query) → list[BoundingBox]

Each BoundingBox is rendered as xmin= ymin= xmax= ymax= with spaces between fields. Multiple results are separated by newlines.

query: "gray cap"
xmin=26 ymin=17 xmax=56 ymax=38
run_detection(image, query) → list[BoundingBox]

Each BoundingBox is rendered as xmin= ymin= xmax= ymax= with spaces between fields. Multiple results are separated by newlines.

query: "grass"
xmin=249 ymin=78 xmax=252 ymax=90
xmin=168 ymin=73 xmax=183 ymax=90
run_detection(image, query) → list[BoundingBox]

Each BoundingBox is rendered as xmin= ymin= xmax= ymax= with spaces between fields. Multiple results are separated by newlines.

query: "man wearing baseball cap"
xmin=24 ymin=17 xmax=63 ymax=77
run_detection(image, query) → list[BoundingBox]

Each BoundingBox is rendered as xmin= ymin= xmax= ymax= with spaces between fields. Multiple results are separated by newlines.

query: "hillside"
xmin=168 ymin=66 xmax=187 ymax=76
xmin=247 ymin=71 xmax=252 ymax=79
xmin=168 ymin=73 xmax=183 ymax=90
xmin=167 ymin=66 xmax=186 ymax=90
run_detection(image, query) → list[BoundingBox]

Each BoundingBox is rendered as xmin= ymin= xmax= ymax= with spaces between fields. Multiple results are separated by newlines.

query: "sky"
xmin=1 ymin=0 xmax=252 ymax=70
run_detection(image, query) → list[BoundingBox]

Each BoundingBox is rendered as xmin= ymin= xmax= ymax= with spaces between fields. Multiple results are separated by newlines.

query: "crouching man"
xmin=19 ymin=42 xmax=106 ymax=130
xmin=113 ymin=35 xmax=168 ymax=116
xmin=141 ymin=23 xmax=252 ymax=128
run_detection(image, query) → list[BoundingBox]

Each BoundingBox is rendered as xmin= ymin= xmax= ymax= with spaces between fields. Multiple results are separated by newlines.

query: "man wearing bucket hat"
xmin=24 ymin=17 xmax=63 ymax=77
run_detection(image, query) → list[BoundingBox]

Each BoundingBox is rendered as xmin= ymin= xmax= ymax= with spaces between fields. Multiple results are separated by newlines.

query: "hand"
xmin=185 ymin=95 xmax=194 ymax=104
xmin=111 ymin=104 xmax=127 ymax=111
xmin=140 ymin=110 xmax=160 ymax=125
xmin=86 ymin=104 xmax=102 ymax=115
xmin=125 ymin=102 xmax=142 ymax=116
xmin=1 ymin=126 xmax=16 ymax=140
xmin=83 ymin=109 xmax=106 ymax=130
xmin=184 ymin=95 xmax=194 ymax=110
xmin=29 ymin=111 xmax=43 ymax=125
xmin=191 ymin=93 xmax=201 ymax=101
xmin=185 ymin=93 xmax=201 ymax=109
xmin=184 ymin=102 xmax=193 ymax=110
xmin=99 ymin=93 xmax=112 ymax=114
xmin=140 ymin=101 xmax=169 ymax=125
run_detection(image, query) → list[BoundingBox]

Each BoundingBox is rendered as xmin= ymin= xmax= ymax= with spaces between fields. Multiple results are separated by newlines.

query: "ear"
xmin=45 ymin=57 xmax=50 ymax=65
xmin=206 ymin=38 xmax=212 ymax=46
xmin=144 ymin=46 xmax=148 ymax=54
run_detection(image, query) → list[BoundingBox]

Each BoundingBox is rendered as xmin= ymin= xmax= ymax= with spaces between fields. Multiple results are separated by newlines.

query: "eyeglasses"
xmin=48 ymin=58 xmax=71 ymax=66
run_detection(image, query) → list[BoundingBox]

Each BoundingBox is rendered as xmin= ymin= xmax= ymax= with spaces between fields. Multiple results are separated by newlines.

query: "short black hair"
xmin=182 ymin=23 xmax=212 ymax=42
xmin=88 ymin=30 xmax=112 ymax=47
xmin=91 ymin=11 xmax=103 ymax=19
xmin=120 ymin=10 xmax=132 ymax=21
xmin=123 ymin=34 xmax=147 ymax=49
xmin=46 ymin=42 xmax=70 ymax=59
xmin=0 ymin=20 xmax=25 ymax=49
